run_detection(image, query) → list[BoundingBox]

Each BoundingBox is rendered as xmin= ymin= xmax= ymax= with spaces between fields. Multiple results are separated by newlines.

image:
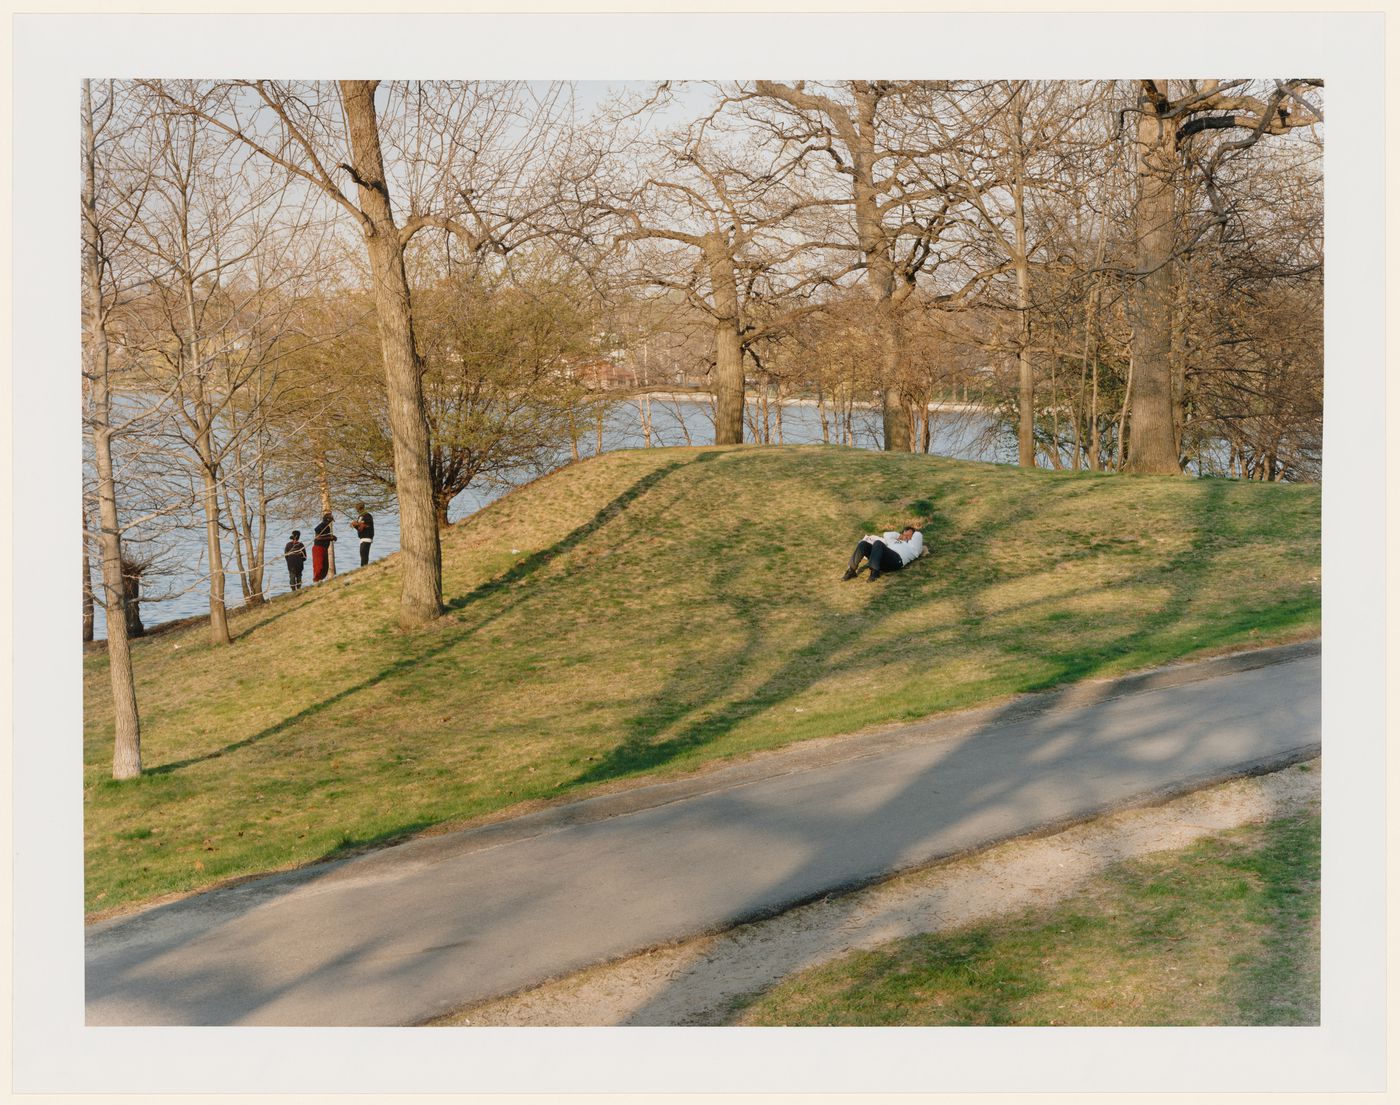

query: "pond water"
xmin=90 ymin=396 xmax=1012 ymax=638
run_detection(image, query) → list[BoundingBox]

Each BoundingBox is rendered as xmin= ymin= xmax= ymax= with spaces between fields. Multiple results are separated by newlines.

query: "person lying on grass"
xmin=843 ymin=525 xmax=925 ymax=581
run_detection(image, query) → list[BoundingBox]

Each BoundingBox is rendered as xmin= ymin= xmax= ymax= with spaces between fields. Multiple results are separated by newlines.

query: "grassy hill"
xmin=84 ymin=445 xmax=1321 ymax=914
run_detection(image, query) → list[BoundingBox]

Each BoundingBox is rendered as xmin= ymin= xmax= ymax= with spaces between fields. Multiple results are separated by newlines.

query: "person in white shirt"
xmin=843 ymin=525 xmax=925 ymax=581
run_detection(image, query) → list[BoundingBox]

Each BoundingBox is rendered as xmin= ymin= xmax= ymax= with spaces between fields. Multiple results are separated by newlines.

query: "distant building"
xmin=570 ymin=358 xmax=635 ymax=390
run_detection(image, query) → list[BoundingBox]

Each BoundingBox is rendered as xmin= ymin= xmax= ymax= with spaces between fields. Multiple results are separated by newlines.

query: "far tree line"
xmin=83 ymin=78 xmax=1323 ymax=778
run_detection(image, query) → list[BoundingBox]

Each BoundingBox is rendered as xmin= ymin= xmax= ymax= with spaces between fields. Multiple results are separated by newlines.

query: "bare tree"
xmin=1121 ymin=78 xmax=1322 ymax=474
xmin=741 ymin=81 xmax=1000 ymax=451
xmin=145 ymin=81 xmax=428 ymax=624
xmin=326 ymin=267 xmax=598 ymax=525
xmin=922 ymin=81 xmax=1110 ymax=466
xmin=82 ymin=79 xmax=144 ymax=778
xmin=593 ymin=89 xmax=841 ymax=444
xmin=120 ymin=88 xmax=322 ymax=639
xmin=148 ymin=80 xmax=598 ymax=624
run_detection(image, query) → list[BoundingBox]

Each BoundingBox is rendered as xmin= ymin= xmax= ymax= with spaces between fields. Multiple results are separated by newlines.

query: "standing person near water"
xmin=283 ymin=530 xmax=307 ymax=591
xmin=843 ymin=525 xmax=924 ymax=581
xmin=350 ymin=502 xmax=375 ymax=566
xmin=312 ymin=512 xmax=336 ymax=582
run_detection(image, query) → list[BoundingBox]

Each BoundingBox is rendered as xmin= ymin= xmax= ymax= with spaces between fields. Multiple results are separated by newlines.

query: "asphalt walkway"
xmin=86 ymin=642 xmax=1320 ymax=1026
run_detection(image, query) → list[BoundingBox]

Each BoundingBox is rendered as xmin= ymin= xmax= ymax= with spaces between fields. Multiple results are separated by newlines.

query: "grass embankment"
xmin=85 ymin=446 xmax=1321 ymax=914
xmin=730 ymin=803 xmax=1321 ymax=1026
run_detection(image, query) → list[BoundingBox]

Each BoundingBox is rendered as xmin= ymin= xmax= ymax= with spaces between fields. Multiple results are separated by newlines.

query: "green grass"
xmin=84 ymin=446 xmax=1321 ymax=913
xmin=729 ymin=804 xmax=1321 ymax=1026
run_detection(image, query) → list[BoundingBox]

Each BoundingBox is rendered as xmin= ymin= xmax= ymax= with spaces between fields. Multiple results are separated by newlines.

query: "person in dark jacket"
xmin=312 ymin=513 xmax=336 ymax=582
xmin=350 ymin=502 xmax=375 ymax=566
xmin=283 ymin=530 xmax=307 ymax=591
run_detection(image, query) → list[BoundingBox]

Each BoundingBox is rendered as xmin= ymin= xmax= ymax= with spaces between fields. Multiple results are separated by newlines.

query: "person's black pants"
xmin=288 ymin=565 xmax=303 ymax=591
xmin=359 ymin=540 xmax=371 ymax=567
xmin=851 ymin=539 xmax=903 ymax=574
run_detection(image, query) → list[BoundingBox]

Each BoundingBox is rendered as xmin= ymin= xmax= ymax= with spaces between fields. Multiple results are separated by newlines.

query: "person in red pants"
xmin=312 ymin=512 xmax=336 ymax=582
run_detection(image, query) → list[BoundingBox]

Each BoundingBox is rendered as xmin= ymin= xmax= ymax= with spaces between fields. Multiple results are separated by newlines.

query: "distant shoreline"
xmin=617 ymin=388 xmax=991 ymax=416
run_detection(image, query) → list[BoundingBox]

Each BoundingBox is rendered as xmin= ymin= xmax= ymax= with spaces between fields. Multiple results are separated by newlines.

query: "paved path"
xmin=86 ymin=644 xmax=1320 ymax=1026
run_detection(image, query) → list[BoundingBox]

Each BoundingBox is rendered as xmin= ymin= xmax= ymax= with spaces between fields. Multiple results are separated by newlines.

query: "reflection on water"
xmin=91 ymin=396 xmax=1011 ymax=637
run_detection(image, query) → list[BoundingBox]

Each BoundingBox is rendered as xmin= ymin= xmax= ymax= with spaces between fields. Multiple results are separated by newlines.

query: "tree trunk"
xmin=1116 ymin=354 xmax=1135 ymax=472
xmin=225 ymin=481 xmax=253 ymax=603
xmin=171 ymin=149 xmax=233 ymax=642
xmin=229 ymin=492 xmax=266 ymax=606
xmin=1170 ymin=258 xmax=1192 ymax=465
xmin=122 ymin=560 xmax=145 ymax=638
xmin=1073 ymin=247 xmax=1105 ymax=471
xmin=1016 ymin=320 xmax=1034 ymax=466
xmin=82 ymin=508 xmax=95 ymax=643
xmin=435 ymin=493 xmax=452 ymax=530
xmin=93 ymin=394 xmax=142 ymax=779
xmin=316 ymin=452 xmax=333 ymax=515
xmin=197 ymin=454 xmax=231 ymax=643
xmin=1012 ymin=117 xmax=1035 ymax=468
xmin=340 ymin=80 xmax=443 ymax=627
xmin=848 ymin=90 xmax=911 ymax=454
xmin=1046 ymin=321 xmax=1064 ymax=470
xmin=184 ymin=258 xmax=231 ymax=643
xmin=1088 ymin=344 xmax=1101 ymax=472
xmin=1126 ymin=86 xmax=1184 ymax=475
xmin=249 ymin=473 xmax=268 ymax=603
xmin=878 ymin=307 xmax=910 ymax=452
xmin=83 ymin=79 xmax=141 ymax=779
xmin=232 ymin=444 xmax=268 ymax=605
xmin=708 ymin=241 xmax=746 ymax=446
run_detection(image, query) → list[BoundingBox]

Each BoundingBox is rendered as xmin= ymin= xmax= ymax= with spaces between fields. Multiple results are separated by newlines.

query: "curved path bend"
xmin=86 ymin=641 xmax=1320 ymax=1026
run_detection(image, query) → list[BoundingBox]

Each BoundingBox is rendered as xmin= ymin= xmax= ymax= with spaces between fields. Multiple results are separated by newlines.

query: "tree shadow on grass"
xmin=444 ymin=452 xmax=722 ymax=614
xmin=228 ymin=597 xmax=311 ymax=643
xmin=570 ymin=477 xmax=1246 ymax=790
xmin=564 ymin=476 xmax=996 ymax=789
xmin=566 ymin=444 xmax=1056 ymax=788
xmin=317 ymin=818 xmax=445 ymax=863
xmin=1218 ymin=811 xmax=1321 ymax=1025
xmin=147 ymin=454 xmax=717 ymax=777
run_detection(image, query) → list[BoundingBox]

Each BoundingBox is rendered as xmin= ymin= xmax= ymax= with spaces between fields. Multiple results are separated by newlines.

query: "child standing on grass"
xmin=283 ymin=530 xmax=307 ymax=591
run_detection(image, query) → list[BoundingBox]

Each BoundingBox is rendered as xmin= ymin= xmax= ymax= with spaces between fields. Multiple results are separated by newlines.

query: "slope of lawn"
xmin=84 ymin=445 xmax=1321 ymax=914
